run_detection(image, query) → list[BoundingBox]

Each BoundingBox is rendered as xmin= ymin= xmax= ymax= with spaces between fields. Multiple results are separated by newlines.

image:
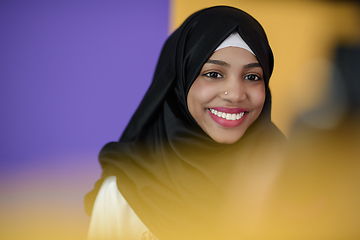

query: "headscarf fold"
xmin=85 ymin=6 xmax=285 ymax=239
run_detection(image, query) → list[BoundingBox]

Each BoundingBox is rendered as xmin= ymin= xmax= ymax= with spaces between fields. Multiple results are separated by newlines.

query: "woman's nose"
xmin=221 ymin=78 xmax=247 ymax=102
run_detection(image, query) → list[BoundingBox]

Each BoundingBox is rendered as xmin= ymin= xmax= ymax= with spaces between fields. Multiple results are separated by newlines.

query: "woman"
xmin=85 ymin=6 xmax=285 ymax=240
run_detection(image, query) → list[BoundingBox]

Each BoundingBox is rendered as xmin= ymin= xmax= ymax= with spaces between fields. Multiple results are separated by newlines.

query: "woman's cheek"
xmin=196 ymin=81 xmax=219 ymax=103
xmin=251 ymin=83 xmax=266 ymax=108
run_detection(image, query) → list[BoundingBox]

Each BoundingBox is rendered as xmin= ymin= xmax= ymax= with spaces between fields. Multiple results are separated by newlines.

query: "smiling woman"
xmin=188 ymin=37 xmax=266 ymax=144
xmin=85 ymin=6 xmax=286 ymax=240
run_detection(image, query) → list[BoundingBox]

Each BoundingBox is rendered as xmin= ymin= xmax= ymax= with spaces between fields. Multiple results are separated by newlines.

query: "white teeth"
xmin=236 ymin=112 xmax=244 ymax=120
xmin=209 ymin=108 xmax=245 ymax=121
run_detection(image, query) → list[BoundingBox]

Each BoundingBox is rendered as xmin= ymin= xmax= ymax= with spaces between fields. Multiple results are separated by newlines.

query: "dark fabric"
xmin=85 ymin=6 xmax=285 ymax=240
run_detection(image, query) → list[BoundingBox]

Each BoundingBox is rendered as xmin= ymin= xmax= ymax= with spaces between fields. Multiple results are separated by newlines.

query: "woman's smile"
xmin=207 ymin=107 xmax=247 ymax=127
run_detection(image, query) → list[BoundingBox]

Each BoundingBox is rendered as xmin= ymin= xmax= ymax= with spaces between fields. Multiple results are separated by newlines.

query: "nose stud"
xmin=224 ymin=91 xmax=241 ymax=102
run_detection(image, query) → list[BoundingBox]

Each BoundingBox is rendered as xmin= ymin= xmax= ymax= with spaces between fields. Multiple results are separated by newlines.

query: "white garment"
xmin=215 ymin=32 xmax=255 ymax=55
xmin=88 ymin=176 xmax=157 ymax=240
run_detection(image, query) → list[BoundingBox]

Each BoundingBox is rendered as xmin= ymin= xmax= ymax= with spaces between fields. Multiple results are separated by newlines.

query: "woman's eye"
xmin=203 ymin=72 xmax=223 ymax=78
xmin=244 ymin=74 xmax=262 ymax=81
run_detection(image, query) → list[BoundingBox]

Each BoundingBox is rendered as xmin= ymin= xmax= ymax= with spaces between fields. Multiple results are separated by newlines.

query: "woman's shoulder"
xmin=87 ymin=176 xmax=158 ymax=240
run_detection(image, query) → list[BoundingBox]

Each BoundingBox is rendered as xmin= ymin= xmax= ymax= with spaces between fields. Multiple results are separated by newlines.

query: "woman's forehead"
xmin=205 ymin=47 xmax=261 ymax=70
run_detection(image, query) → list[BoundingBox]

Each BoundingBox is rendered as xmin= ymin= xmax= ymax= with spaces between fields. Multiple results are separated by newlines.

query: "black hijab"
xmin=85 ymin=6 xmax=285 ymax=239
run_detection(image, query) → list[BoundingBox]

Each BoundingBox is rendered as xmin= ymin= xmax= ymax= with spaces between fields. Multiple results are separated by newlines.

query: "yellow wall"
xmin=170 ymin=0 xmax=359 ymax=136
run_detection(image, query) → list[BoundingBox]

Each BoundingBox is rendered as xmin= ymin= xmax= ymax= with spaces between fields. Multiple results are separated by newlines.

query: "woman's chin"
xmin=207 ymin=132 xmax=245 ymax=144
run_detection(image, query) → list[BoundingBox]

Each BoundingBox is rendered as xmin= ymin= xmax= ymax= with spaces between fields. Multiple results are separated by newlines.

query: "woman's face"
xmin=187 ymin=47 xmax=265 ymax=144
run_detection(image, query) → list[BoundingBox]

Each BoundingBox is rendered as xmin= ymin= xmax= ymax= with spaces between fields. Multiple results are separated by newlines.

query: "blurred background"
xmin=1 ymin=0 xmax=359 ymax=239
xmin=0 ymin=0 xmax=169 ymax=239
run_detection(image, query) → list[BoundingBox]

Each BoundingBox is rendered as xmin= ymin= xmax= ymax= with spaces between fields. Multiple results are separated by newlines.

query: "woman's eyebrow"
xmin=206 ymin=60 xmax=261 ymax=69
xmin=243 ymin=62 xmax=261 ymax=69
xmin=206 ymin=59 xmax=230 ymax=67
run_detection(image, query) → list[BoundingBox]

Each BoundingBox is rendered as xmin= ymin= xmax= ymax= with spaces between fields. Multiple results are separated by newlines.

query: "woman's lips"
xmin=207 ymin=107 xmax=247 ymax=128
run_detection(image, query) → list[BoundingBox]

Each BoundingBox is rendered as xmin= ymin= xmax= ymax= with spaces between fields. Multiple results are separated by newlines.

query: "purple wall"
xmin=0 ymin=0 xmax=169 ymax=238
